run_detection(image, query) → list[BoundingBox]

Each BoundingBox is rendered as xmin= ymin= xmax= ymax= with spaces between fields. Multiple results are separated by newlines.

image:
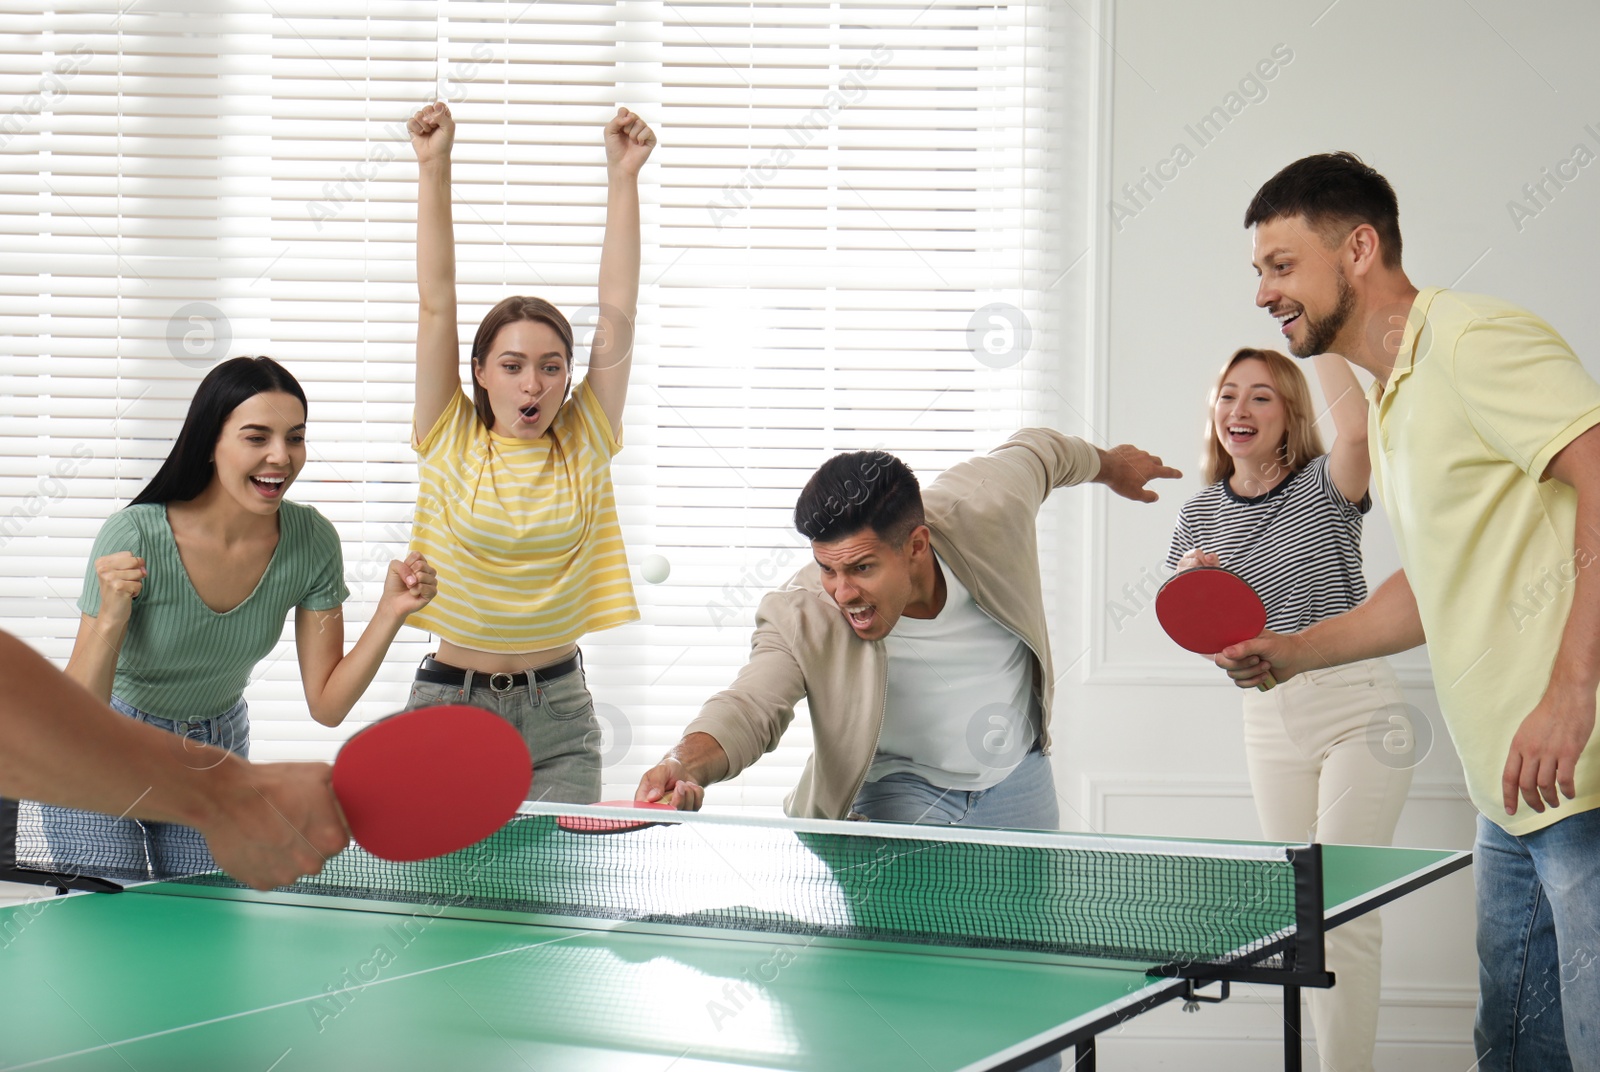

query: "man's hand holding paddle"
xmin=1212 ymin=569 xmax=1427 ymax=692
xmin=635 ymin=762 xmax=704 ymax=811
xmin=636 ymin=732 xmax=723 ymax=811
xmin=199 ymin=757 xmax=349 ymax=891
xmin=1157 ymin=563 xmax=1280 ymax=691
xmin=208 ymin=703 xmax=533 ymax=884
xmin=1213 ymin=630 xmax=1314 ymax=690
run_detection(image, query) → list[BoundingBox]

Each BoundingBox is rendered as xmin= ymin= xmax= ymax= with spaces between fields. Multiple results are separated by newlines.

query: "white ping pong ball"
xmin=640 ymin=554 xmax=671 ymax=584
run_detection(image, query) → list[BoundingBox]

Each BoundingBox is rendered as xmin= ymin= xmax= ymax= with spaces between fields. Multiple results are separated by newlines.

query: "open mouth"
xmin=844 ymin=606 xmax=876 ymax=632
xmin=517 ymin=404 xmax=541 ymax=425
xmin=249 ymin=475 xmax=286 ymax=498
xmin=1274 ymin=308 xmax=1303 ymax=336
xmin=1227 ymin=425 xmax=1258 ymax=444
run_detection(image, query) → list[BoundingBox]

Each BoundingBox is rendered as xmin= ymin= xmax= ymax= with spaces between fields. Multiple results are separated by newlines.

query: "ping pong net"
xmin=3 ymin=799 xmax=1329 ymax=983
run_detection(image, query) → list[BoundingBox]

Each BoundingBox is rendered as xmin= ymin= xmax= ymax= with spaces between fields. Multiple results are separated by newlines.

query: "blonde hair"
xmin=1201 ymin=347 xmax=1325 ymax=488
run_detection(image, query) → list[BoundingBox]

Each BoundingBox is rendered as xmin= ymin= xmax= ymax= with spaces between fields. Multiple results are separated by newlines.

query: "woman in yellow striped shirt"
xmin=402 ymin=102 xmax=655 ymax=803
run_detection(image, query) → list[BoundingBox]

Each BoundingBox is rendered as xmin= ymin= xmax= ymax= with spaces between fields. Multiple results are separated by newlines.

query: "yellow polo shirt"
xmin=408 ymin=379 xmax=639 ymax=653
xmin=1368 ymin=287 xmax=1600 ymax=834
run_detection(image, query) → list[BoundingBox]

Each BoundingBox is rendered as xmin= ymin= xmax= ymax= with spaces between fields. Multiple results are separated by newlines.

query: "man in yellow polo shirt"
xmin=1217 ymin=152 xmax=1600 ymax=1072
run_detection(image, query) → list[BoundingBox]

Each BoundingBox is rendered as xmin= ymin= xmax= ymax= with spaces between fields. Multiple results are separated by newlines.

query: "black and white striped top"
xmin=1166 ymin=454 xmax=1370 ymax=635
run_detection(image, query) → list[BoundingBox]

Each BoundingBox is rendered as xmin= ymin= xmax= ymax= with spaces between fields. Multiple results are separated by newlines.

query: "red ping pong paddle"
xmin=332 ymin=704 xmax=532 ymax=862
xmin=1155 ymin=567 xmax=1277 ymax=691
xmin=557 ymin=800 xmax=675 ymax=835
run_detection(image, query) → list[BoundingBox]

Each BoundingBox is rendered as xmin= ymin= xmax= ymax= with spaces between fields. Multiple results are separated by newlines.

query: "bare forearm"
xmin=417 ymin=159 xmax=456 ymax=314
xmin=1297 ymin=570 xmax=1426 ymax=668
xmin=598 ymin=172 xmax=641 ymax=318
xmin=63 ymin=615 xmax=128 ymax=703
xmin=668 ymin=731 xmax=730 ymax=785
xmin=0 ymin=633 xmax=244 ymax=826
xmin=304 ymin=607 xmax=405 ymax=727
xmin=1549 ymin=491 xmax=1600 ymax=694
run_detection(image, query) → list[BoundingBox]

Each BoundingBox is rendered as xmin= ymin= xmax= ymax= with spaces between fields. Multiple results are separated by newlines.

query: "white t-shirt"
xmin=869 ymin=553 xmax=1037 ymax=790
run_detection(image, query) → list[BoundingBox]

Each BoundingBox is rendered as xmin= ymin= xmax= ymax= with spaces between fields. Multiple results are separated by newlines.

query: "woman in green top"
xmin=44 ymin=356 xmax=437 ymax=880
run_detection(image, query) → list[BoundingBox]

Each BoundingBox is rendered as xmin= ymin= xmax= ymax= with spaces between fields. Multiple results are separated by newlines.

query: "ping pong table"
xmin=0 ymin=804 xmax=1469 ymax=1072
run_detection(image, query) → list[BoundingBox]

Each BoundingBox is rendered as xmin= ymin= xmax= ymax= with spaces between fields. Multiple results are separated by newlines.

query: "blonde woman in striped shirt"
xmin=1168 ymin=348 xmax=1410 ymax=1072
xmin=403 ymin=102 xmax=655 ymax=803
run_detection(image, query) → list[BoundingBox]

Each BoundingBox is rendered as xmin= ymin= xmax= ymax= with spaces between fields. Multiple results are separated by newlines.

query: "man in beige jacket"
xmin=636 ymin=431 xmax=1178 ymax=824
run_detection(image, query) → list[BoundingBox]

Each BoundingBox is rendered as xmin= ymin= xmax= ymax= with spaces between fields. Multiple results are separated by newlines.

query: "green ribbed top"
xmin=78 ymin=501 xmax=349 ymax=720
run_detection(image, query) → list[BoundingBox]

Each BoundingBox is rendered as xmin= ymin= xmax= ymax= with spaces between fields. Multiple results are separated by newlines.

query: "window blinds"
xmin=0 ymin=0 xmax=1076 ymax=811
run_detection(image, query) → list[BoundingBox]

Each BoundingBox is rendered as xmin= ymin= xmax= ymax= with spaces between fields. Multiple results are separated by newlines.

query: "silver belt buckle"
xmin=488 ymin=672 xmax=516 ymax=694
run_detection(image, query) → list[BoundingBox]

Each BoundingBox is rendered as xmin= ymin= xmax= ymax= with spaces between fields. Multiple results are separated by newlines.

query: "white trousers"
xmin=1240 ymin=657 xmax=1415 ymax=1072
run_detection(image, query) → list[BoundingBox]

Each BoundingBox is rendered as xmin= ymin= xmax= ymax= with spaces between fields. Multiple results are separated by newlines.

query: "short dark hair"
xmin=470 ymin=296 xmax=575 ymax=430
xmin=131 ymin=356 xmax=307 ymax=506
xmin=794 ymin=450 xmax=925 ymax=547
xmin=1244 ymin=152 xmax=1403 ymax=268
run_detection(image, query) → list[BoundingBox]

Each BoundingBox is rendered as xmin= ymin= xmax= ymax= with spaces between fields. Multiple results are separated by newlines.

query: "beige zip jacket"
xmin=683 ymin=428 xmax=1102 ymax=818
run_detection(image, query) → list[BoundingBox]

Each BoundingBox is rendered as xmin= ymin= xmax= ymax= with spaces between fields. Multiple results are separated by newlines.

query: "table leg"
xmin=1283 ymin=984 xmax=1302 ymax=1072
xmin=1072 ymin=1036 xmax=1095 ymax=1070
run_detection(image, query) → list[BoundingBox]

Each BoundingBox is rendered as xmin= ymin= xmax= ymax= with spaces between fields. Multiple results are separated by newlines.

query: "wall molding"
xmin=1079 ymin=0 xmax=1118 ymax=690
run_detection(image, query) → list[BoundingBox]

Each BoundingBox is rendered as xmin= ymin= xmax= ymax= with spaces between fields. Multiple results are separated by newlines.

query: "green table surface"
xmin=0 ymin=842 xmax=1468 ymax=1072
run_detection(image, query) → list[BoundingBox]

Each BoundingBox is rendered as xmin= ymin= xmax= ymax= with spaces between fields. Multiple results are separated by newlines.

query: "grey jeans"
xmin=406 ymin=658 xmax=602 ymax=804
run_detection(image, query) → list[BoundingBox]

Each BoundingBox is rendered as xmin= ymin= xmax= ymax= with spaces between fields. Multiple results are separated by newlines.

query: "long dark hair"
xmin=130 ymin=356 xmax=308 ymax=506
xmin=470 ymin=296 xmax=575 ymax=430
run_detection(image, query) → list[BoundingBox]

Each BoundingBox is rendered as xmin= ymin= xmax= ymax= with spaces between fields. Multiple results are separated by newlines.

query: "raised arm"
xmin=294 ymin=552 xmax=437 ymax=727
xmin=587 ymin=107 xmax=657 ymax=436
xmin=1312 ymin=352 xmax=1371 ymax=503
xmin=409 ymin=102 xmax=463 ymax=441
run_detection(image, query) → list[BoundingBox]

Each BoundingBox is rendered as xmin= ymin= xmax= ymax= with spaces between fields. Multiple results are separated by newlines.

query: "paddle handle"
xmin=1256 ymin=671 xmax=1278 ymax=692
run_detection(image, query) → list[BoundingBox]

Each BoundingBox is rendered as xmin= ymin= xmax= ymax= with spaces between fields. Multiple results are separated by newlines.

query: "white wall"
xmin=1054 ymin=0 xmax=1600 ymax=1066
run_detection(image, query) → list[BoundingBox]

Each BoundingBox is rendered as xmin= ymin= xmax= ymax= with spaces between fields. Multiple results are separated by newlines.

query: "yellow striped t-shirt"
xmin=407 ymin=380 xmax=638 ymax=652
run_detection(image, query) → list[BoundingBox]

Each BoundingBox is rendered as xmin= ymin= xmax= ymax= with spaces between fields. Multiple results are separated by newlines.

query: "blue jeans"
xmin=406 ymin=659 xmax=602 ymax=804
xmin=1474 ymin=808 xmax=1600 ymax=1071
xmin=851 ymin=747 xmax=1060 ymax=831
xmin=40 ymin=695 xmax=250 ymax=882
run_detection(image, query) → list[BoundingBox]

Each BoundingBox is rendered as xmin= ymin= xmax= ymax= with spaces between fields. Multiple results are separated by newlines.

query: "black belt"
xmin=415 ymin=652 xmax=580 ymax=695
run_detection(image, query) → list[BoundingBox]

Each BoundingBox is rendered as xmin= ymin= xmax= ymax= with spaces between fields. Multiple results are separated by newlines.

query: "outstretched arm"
xmin=637 ymin=595 xmax=804 ymax=810
xmin=1312 ymin=353 xmax=1372 ymax=503
xmin=1094 ymin=443 xmax=1183 ymax=503
xmin=1216 ymin=568 xmax=1425 ymax=687
xmin=0 ymin=631 xmax=348 ymax=891
xmin=587 ymin=107 xmax=657 ymax=437
xmin=409 ymin=101 xmax=463 ymax=441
